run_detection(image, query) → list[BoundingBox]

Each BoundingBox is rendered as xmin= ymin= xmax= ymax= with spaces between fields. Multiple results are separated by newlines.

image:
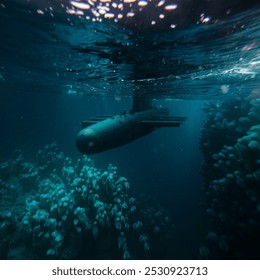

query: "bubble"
xmin=220 ymin=85 xmax=229 ymax=94
xmin=164 ymin=4 xmax=178 ymax=11
xmin=70 ymin=1 xmax=91 ymax=10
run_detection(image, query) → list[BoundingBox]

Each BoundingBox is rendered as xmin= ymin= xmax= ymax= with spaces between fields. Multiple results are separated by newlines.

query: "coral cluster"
xmin=199 ymin=94 xmax=260 ymax=259
xmin=0 ymin=143 xmax=174 ymax=259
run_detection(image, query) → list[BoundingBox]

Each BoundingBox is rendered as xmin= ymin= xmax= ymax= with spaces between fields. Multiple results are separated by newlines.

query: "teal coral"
xmin=199 ymin=95 xmax=260 ymax=259
xmin=0 ymin=143 xmax=174 ymax=259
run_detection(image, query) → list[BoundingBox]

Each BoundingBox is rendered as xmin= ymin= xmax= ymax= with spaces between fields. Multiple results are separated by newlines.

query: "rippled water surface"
xmin=0 ymin=0 xmax=259 ymax=99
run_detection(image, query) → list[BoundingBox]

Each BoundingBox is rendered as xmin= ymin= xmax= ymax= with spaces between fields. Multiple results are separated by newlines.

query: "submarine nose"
xmin=76 ymin=128 xmax=101 ymax=154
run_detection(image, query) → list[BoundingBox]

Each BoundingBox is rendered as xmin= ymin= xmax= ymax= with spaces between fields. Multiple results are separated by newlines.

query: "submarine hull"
xmin=76 ymin=110 xmax=157 ymax=154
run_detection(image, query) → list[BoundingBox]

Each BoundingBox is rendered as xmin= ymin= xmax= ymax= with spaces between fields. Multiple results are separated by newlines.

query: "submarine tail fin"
xmin=141 ymin=116 xmax=187 ymax=128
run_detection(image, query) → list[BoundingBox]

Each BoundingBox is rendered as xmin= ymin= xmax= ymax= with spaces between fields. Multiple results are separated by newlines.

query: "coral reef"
xmin=0 ymin=143 xmax=174 ymax=259
xmin=199 ymin=95 xmax=260 ymax=259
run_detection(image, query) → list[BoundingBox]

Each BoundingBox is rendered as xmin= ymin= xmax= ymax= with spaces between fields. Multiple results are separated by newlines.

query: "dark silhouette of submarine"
xmin=76 ymin=96 xmax=186 ymax=154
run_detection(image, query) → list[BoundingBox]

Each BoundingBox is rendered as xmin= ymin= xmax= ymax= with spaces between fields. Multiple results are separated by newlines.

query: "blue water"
xmin=0 ymin=0 xmax=259 ymax=259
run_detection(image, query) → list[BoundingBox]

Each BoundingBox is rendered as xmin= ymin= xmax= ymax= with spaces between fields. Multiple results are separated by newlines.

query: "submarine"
xmin=76 ymin=97 xmax=186 ymax=154
xmin=74 ymin=0 xmax=258 ymax=154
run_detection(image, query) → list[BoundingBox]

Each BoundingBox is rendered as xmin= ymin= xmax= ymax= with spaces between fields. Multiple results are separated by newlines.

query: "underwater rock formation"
xmin=0 ymin=143 xmax=174 ymax=259
xmin=199 ymin=94 xmax=260 ymax=259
